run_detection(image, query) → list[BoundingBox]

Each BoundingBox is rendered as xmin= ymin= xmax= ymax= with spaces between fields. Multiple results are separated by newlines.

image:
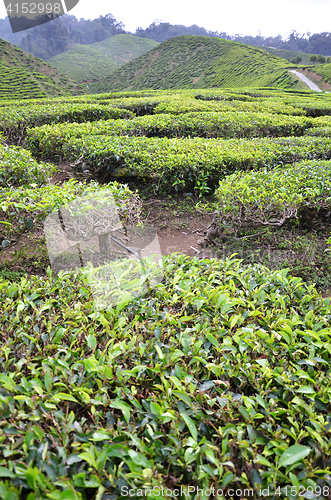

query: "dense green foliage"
xmin=0 ymin=179 xmax=141 ymax=246
xmin=25 ymin=111 xmax=316 ymax=154
xmin=1 ymin=102 xmax=134 ymax=144
xmin=0 ymin=39 xmax=86 ymax=100
xmin=94 ymin=36 xmax=294 ymax=93
xmin=1 ymin=87 xmax=331 ymax=498
xmin=214 ymin=160 xmax=331 ymax=232
xmin=27 ymin=133 xmax=331 ymax=194
xmin=0 ymin=143 xmax=55 ymax=188
xmin=48 ymin=35 xmax=159 ymax=83
xmin=1 ymin=254 xmax=331 ymax=498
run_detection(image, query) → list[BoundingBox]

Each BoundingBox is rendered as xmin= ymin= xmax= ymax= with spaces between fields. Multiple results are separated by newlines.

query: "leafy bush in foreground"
xmin=0 ymin=254 xmax=330 ymax=498
xmin=214 ymin=160 xmax=331 ymax=233
xmin=0 ymin=143 xmax=56 ymax=188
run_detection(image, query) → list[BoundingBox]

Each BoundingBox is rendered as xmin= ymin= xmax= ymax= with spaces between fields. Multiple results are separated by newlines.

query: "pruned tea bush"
xmin=0 ymin=143 xmax=55 ymax=188
xmin=213 ymin=160 xmax=331 ymax=235
xmin=0 ymin=254 xmax=330 ymax=497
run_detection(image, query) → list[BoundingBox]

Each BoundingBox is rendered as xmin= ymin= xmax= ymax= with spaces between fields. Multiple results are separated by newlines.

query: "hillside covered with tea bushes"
xmin=0 ymin=39 xmax=87 ymax=100
xmin=48 ymin=35 xmax=159 ymax=84
xmin=1 ymin=87 xmax=331 ymax=498
xmin=93 ymin=36 xmax=296 ymax=93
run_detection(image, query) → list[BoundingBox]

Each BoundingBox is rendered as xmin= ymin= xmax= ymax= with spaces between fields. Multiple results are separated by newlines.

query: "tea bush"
xmin=0 ymin=180 xmax=141 ymax=244
xmin=30 ymin=134 xmax=331 ymax=194
xmin=214 ymin=160 xmax=331 ymax=233
xmin=0 ymin=143 xmax=56 ymax=188
xmin=0 ymin=103 xmax=135 ymax=144
xmin=25 ymin=111 xmax=316 ymax=155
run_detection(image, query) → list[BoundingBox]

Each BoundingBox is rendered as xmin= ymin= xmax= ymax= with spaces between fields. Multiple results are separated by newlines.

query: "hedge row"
xmin=0 ymin=103 xmax=135 ymax=144
xmin=0 ymin=179 xmax=141 ymax=245
xmin=4 ymin=90 xmax=331 ymax=145
xmin=0 ymin=143 xmax=56 ymax=188
xmin=214 ymin=160 xmax=331 ymax=232
xmin=32 ymin=134 xmax=331 ymax=194
xmin=0 ymin=254 xmax=330 ymax=498
xmin=25 ymin=111 xmax=317 ymax=152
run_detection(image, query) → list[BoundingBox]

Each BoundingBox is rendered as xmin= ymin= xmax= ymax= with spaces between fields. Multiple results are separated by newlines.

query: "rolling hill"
xmin=48 ymin=34 xmax=159 ymax=83
xmin=93 ymin=35 xmax=297 ymax=93
xmin=0 ymin=38 xmax=87 ymax=100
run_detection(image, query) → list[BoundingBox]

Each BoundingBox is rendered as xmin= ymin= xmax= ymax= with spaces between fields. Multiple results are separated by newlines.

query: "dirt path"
xmin=289 ymin=70 xmax=322 ymax=91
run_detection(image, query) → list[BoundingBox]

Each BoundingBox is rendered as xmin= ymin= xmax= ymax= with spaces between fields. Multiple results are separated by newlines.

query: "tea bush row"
xmin=4 ymin=89 xmax=331 ymax=145
xmin=0 ymin=179 xmax=141 ymax=244
xmin=0 ymin=143 xmax=56 ymax=188
xmin=0 ymin=103 xmax=135 ymax=144
xmin=35 ymin=134 xmax=331 ymax=194
xmin=25 ymin=111 xmax=318 ymax=153
xmin=0 ymin=254 xmax=330 ymax=497
xmin=214 ymin=160 xmax=331 ymax=233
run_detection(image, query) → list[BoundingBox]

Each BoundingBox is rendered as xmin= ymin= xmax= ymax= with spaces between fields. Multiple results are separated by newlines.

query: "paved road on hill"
xmin=289 ymin=70 xmax=322 ymax=91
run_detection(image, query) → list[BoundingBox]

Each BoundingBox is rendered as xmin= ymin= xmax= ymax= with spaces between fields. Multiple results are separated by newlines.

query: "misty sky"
xmin=1 ymin=0 xmax=331 ymax=37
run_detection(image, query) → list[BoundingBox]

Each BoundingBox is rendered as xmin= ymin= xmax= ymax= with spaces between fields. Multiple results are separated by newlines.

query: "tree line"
xmin=1 ymin=14 xmax=331 ymax=61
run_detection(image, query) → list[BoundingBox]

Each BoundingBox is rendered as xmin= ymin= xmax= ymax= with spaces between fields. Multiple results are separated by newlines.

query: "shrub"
xmin=0 ymin=143 xmax=56 ymax=188
xmin=31 ymin=134 xmax=331 ymax=194
xmin=0 ymin=179 xmax=141 ymax=244
xmin=213 ymin=160 xmax=331 ymax=234
xmin=0 ymin=253 xmax=330 ymax=496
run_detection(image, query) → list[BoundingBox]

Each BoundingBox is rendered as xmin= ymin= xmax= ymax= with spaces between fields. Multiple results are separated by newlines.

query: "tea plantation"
xmin=48 ymin=35 xmax=159 ymax=84
xmin=1 ymin=87 xmax=331 ymax=500
xmin=93 ymin=37 xmax=295 ymax=94
xmin=0 ymin=39 xmax=87 ymax=100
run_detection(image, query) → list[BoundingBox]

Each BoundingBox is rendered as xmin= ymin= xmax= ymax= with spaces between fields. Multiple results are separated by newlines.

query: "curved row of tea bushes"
xmin=0 ymin=143 xmax=56 ymax=188
xmin=34 ymin=134 xmax=331 ymax=194
xmin=0 ymin=254 xmax=330 ymax=497
xmin=214 ymin=160 xmax=331 ymax=232
xmin=0 ymin=103 xmax=135 ymax=144
xmin=4 ymin=89 xmax=331 ymax=145
xmin=25 ymin=112 xmax=317 ymax=154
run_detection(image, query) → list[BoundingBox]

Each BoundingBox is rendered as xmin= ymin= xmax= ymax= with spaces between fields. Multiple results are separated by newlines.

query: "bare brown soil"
xmin=0 ymin=165 xmax=215 ymax=278
xmin=301 ymin=68 xmax=331 ymax=90
xmin=2 ymin=164 xmax=331 ymax=299
xmin=140 ymin=197 xmax=214 ymax=258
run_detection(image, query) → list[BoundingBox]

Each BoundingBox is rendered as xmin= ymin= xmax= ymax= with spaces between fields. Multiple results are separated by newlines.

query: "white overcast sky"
xmin=1 ymin=0 xmax=331 ymax=37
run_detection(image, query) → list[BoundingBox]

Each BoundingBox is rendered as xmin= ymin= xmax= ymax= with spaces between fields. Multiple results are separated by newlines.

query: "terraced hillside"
xmin=94 ymin=35 xmax=298 ymax=93
xmin=0 ymin=39 xmax=87 ymax=100
xmin=48 ymin=34 xmax=159 ymax=84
